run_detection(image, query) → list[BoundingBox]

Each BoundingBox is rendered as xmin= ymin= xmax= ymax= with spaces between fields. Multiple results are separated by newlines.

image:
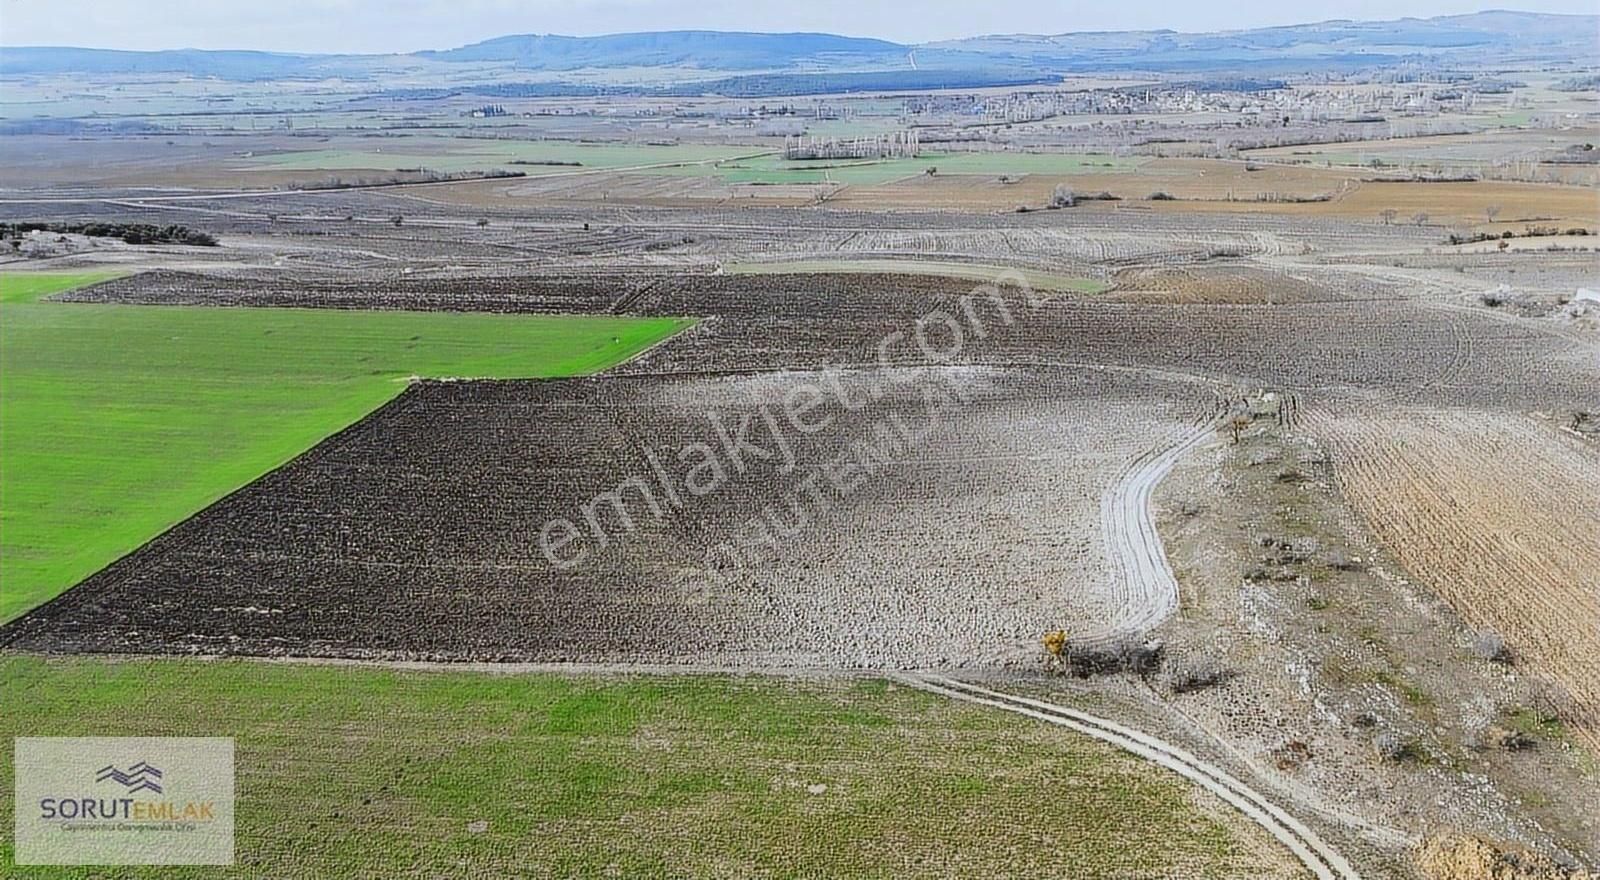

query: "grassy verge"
xmin=0 ymin=272 xmax=690 ymax=621
xmin=725 ymin=259 xmax=1109 ymax=293
xmin=0 ymin=657 xmax=1289 ymax=878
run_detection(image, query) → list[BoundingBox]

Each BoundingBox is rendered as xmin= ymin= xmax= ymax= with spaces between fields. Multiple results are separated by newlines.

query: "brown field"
xmin=835 ymin=171 xmax=1599 ymax=229
xmin=831 ymin=158 xmax=1361 ymax=210
xmin=1308 ymin=407 xmax=1600 ymax=752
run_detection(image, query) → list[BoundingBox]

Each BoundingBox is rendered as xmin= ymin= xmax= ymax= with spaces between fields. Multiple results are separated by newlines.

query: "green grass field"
xmin=248 ymin=141 xmax=1144 ymax=187
xmin=658 ymin=151 xmax=1145 ymax=186
xmin=0 ymin=657 xmax=1290 ymax=877
xmin=726 ymin=259 xmax=1110 ymax=293
xmin=0 ymin=273 xmax=690 ymax=622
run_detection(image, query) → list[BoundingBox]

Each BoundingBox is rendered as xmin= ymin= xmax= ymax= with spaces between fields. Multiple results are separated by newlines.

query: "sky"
xmin=0 ymin=0 xmax=1594 ymax=52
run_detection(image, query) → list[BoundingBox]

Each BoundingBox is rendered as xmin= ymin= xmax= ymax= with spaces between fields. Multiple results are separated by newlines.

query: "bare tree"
xmin=1228 ymin=412 xmax=1253 ymax=444
xmin=1411 ymin=212 xmax=1429 ymax=227
xmin=1379 ymin=208 xmax=1397 ymax=225
xmin=1050 ymin=184 xmax=1076 ymax=209
xmin=1485 ymin=204 xmax=1502 ymax=224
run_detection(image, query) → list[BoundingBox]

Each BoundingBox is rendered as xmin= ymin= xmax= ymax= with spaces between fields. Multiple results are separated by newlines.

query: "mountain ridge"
xmin=0 ymin=11 xmax=1592 ymax=81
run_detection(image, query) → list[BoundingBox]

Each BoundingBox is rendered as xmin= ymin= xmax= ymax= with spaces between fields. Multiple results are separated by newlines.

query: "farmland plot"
xmin=0 ymin=657 xmax=1303 ymax=879
xmin=0 ymin=273 xmax=690 ymax=621
xmin=1109 ymin=265 xmax=1349 ymax=304
xmin=64 ymin=267 xmax=1600 ymax=409
xmin=0 ymin=366 xmax=1209 ymax=667
xmin=1308 ymin=406 xmax=1600 ymax=751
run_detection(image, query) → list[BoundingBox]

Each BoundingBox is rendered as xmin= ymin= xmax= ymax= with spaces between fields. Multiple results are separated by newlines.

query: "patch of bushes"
xmin=0 ymin=222 xmax=217 ymax=247
xmin=1063 ymin=635 xmax=1164 ymax=678
xmin=1159 ymin=657 xmax=1234 ymax=694
xmin=1449 ymin=226 xmax=1592 ymax=246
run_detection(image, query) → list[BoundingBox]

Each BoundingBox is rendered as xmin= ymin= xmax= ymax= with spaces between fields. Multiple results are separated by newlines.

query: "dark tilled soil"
xmin=0 ymin=366 xmax=1204 ymax=666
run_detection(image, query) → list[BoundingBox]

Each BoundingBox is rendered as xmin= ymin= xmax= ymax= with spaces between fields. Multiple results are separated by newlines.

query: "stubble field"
xmin=1308 ymin=406 xmax=1600 ymax=752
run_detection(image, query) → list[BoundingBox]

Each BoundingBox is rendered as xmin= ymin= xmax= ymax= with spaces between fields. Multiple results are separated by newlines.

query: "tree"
xmin=1411 ymin=212 xmax=1429 ymax=227
xmin=391 ymin=214 xmax=404 ymax=227
xmin=1050 ymin=184 xmax=1076 ymax=209
xmin=475 ymin=218 xmax=490 ymax=228
xmin=1379 ymin=208 xmax=1397 ymax=225
xmin=1229 ymin=412 xmax=1253 ymax=444
xmin=1485 ymin=204 xmax=1502 ymax=224
xmin=1041 ymin=630 xmax=1068 ymax=670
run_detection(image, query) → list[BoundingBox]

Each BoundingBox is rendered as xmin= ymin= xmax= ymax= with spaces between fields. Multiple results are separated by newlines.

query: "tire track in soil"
xmin=1089 ymin=406 xmax=1228 ymax=647
xmin=899 ymin=674 xmax=1362 ymax=880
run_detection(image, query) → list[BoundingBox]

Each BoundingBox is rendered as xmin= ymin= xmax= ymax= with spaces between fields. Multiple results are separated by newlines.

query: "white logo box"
xmin=14 ymin=737 xmax=234 ymax=865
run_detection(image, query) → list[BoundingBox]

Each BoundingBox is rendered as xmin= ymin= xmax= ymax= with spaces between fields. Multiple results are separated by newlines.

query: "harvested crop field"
xmin=0 ymin=656 xmax=1305 ymax=878
xmin=0 ymin=366 xmax=1215 ymax=666
xmin=1141 ymin=178 xmax=1600 ymax=229
xmin=829 ymin=158 xmax=1360 ymax=211
xmin=1307 ymin=406 xmax=1600 ymax=752
xmin=828 ymin=170 xmax=1598 ymax=228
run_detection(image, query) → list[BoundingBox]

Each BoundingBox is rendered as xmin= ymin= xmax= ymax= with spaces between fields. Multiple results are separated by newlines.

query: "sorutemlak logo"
xmin=95 ymin=761 xmax=164 ymax=794
xmin=14 ymin=737 xmax=234 ymax=865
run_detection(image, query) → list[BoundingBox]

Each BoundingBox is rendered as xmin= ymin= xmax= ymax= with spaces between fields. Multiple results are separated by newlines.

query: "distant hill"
xmin=0 ymin=47 xmax=317 ymax=78
xmin=416 ymin=30 xmax=910 ymax=70
xmin=0 ymin=12 xmax=1593 ymax=83
xmin=932 ymin=10 xmax=1599 ymax=71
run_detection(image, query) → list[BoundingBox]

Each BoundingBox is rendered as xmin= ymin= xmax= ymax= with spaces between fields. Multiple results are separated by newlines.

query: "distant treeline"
xmin=385 ymin=70 xmax=1059 ymax=101
xmin=1554 ymin=74 xmax=1600 ymax=92
xmin=658 ymin=70 xmax=1059 ymax=97
xmin=0 ymin=119 xmax=167 ymax=136
xmin=1115 ymin=78 xmax=1288 ymax=93
xmin=1 ymin=222 xmax=218 ymax=246
xmin=286 ymin=169 xmax=527 ymax=190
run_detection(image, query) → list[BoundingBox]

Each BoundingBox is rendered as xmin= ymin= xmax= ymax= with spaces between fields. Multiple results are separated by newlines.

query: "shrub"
xmin=1160 ymin=658 xmax=1233 ymax=694
xmin=1373 ymin=732 xmax=1415 ymax=762
xmin=1067 ymin=635 xmax=1164 ymax=678
xmin=1471 ymin=630 xmax=1512 ymax=664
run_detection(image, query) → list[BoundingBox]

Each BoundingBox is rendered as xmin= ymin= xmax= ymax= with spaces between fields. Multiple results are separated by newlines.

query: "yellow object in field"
xmin=1041 ymin=630 xmax=1068 ymax=658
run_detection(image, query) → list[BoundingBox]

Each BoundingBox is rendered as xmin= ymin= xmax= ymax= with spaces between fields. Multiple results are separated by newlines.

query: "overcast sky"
xmin=0 ymin=0 xmax=1593 ymax=52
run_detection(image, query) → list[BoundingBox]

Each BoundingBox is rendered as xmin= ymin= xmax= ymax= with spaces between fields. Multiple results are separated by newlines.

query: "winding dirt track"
xmin=901 ymin=675 xmax=1361 ymax=880
xmin=1095 ymin=409 xmax=1228 ymax=645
